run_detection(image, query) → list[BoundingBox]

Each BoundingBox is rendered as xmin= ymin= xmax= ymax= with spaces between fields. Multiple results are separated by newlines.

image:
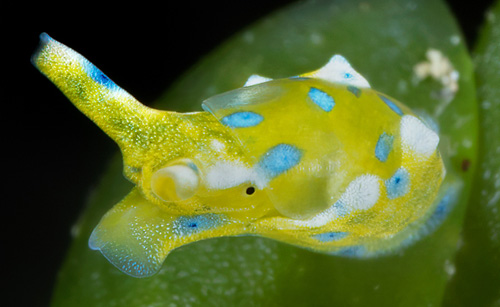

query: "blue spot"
xmin=347 ymin=85 xmax=361 ymax=97
xmin=314 ymin=232 xmax=348 ymax=242
xmin=398 ymin=183 xmax=460 ymax=249
xmin=375 ymin=132 xmax=394 ymax=162
xmin=386 ymin=168 xmax=410 ymax=199
xmin=221 ymin=111 xmax=263 ymax=128
xmin=258 ymin=144 xmax=302 ymax=178
xmin=39 ymin=32 xmax=51 ymax=44
xmin=289 ymin=76 xmax=311 ymax=81
xmin=173 ymin=214 xmax=223 ymax=236
xmin=430 ymin=185 xmax=459 ymax=224
xmin=83 ymin=61 xmax=117 ymax=89
xmin=187 ymin=161 xmax=199 ymax=173
xmin=378 ymin=94 xmax=403 ymax=116
xmin=333 ymin=200 xmax=349 ymax=216
xmin=344 ymin=72 xmax=353 ymax=79
xmin=308 ymin=87 xmax=335 ymax=112
xmin=331 ymin=246 xmax=366 ymax=258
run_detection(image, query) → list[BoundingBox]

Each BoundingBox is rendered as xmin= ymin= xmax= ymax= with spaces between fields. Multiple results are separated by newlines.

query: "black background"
xmin=4 ymin=1 xmax=494 ymax=306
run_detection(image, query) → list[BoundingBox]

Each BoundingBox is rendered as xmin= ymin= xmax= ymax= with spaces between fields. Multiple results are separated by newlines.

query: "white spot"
xmin=205 ymin=161 xmax=266 ymax=190
xmin=210 ymin=139 xmax=225 ymax=152
xmin=288 ymin=174 xmax=381 ymax=228
xmin=308 ymin=55 xmax=371 ymax=88
xmin=244 ymin=74 xmax=273 ymax=87
xmin=400 ymin=115 xmax=440 ymax=156
xmin=340 ymin=174 xmax=380 ymax=211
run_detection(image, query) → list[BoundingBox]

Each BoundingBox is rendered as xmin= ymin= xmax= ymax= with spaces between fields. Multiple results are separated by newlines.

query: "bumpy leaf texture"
xmin=443 ymin=1 xmax=500 ymax=306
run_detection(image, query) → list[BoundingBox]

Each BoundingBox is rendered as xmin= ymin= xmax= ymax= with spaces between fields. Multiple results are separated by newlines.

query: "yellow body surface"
xmin=34 ymin=33 xmax=450 ymax=277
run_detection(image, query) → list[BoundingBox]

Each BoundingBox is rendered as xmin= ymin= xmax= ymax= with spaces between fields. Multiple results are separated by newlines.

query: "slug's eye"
xmin=151 ymin=158 xmax=200 ymax=202
xmin=246 ymin=186 xmax=256 ymax=195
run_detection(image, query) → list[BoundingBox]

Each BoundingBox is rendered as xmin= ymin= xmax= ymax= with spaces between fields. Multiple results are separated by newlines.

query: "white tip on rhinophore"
xmin=244 ymin=74 xmax=273 ymax=87
xmin=308 ymin=55 xmax=371 ymax=88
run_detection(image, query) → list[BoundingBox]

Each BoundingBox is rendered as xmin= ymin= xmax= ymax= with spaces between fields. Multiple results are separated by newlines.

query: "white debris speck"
xmin=70 ymin=222 xmax=81 ymax=237
xmin=359 ymin=2 xmax=371 ymax=11
xmin=456 ymin=235 xmax=464 ymax=250
xmin=462 ymin=138 xmax=472 ymax=148
xmin=484 ymin=169 xmax=492 ymax=180
xmin=310 ymin=32 xmax=323 ymax=45
xmin=450 ymin=35 xmax=461 ymax=45
xmin=482 ymin=100 xmax=492 ymax=109
xmin=397 ymin=79 xmax=408 ymax=93
xmin=489 ymin=191 xmax=500 ymax=208
xmin=444 ymin=259 xmax=456 ymax=278
xmin=413 ymin=49 xmax=459 ymax=106
xmin=487 ymin=10 xmax=497 ymax=23
xmin=406 ymin=2 xmax=417 ymax=10
xmin=243 ymin=31 xmax=254 ymax=44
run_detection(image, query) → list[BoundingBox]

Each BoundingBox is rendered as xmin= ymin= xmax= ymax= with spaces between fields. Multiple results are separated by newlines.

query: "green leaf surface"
xmin=51 ymin=0 xmax=477 ymax=306
xmin=443 ymin=1 xmax=500 ymax=306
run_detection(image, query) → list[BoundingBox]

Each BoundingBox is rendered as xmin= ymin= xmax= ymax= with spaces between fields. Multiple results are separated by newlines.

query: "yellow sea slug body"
xmin=33 ymin=33 xmax=454 ymax=277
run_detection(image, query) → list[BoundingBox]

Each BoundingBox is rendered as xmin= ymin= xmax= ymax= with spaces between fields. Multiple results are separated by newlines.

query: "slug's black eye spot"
xmin=246 ymin=186 xmax=255 ymax=195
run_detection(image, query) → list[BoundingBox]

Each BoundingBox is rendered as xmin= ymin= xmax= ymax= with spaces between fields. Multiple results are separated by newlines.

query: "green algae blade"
xmin=51 ymin=0 xmax=477 ymax=306
xmin=443 ymin=1 xmax=500 ymax=306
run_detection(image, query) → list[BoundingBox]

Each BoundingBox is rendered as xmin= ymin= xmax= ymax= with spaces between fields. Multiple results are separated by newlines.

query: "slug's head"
xmin=147 ymin=154 xmax=273 ymax=216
